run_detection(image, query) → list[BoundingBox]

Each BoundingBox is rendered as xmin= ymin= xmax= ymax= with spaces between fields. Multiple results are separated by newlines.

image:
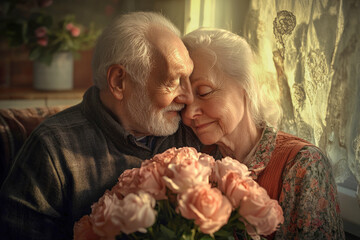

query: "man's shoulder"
xmin=32 ymin=104 xmax=92 ymax=138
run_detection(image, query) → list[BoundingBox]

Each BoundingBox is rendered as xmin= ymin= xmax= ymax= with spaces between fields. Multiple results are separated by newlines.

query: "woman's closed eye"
xmin=197 ymin=85 xmax=214 ymax=97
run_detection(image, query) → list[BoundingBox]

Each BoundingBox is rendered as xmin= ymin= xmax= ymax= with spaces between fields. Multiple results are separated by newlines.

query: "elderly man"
xmin=0 ymin=12 xmax=203 ymax=240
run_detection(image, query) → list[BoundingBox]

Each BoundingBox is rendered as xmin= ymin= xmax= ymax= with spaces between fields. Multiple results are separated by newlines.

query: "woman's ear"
xmin=107 ymin=64 xmax=127 ymax=100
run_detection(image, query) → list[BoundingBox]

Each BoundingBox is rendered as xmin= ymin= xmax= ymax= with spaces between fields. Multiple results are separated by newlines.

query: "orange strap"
xmin=256 ymin=131 xmax=311 ymax=200
xmin=256 ymin=131 xmax=312 ymax=240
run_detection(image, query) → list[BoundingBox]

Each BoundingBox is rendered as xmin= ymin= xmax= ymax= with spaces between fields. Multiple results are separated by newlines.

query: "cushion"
xmin=0 ymin=106 xmax=67 ymax=185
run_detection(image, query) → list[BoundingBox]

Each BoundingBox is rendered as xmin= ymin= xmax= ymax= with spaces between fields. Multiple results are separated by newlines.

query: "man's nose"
xmin=174 ymin=78 xmax=194 ymax=105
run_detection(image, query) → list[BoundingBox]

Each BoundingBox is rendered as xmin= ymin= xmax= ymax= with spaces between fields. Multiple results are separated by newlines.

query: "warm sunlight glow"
xmin=185 ymin=0 xmax=216 ymax=34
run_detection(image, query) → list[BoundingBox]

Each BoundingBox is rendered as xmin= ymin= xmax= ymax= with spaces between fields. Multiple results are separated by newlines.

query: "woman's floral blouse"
xmin=245 ymin=126 xmax=345 ymax=240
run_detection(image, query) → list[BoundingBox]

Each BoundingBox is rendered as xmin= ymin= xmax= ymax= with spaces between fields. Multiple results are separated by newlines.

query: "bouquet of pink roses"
xmin=74 ymin=147 xmax=284 ymax=240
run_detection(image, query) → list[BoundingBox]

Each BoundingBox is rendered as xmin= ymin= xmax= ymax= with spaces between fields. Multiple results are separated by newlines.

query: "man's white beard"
xmin=126 ymin=85 xmax=184 ymax=136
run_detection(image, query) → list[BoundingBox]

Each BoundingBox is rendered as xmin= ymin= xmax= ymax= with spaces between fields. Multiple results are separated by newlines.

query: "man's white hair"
xmin=182 ymin=28 xmax=282 ymax=127
xmin=92 ymin=12 xmax=181 ymax=89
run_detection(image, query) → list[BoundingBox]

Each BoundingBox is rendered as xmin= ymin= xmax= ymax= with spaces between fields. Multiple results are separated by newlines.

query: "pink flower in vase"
xmin=66 ymin=23 xmax=81 ymax=37
xmin=71 ymin=26 xmax=81 ymax=37
xmin=37 ymin=0 xmax=53 ymax=8
xmin=37 ymin=37 xmax=48 ymax=46
xmin=35 ymin=27 xmax=47 ymax=38
xmin=66 ymin=23 xmax=74 ymax=31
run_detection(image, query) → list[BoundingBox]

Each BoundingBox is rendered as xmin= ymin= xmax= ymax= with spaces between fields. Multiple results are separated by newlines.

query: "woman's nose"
xmin=181 ymin=102 xmax=201 ymax=122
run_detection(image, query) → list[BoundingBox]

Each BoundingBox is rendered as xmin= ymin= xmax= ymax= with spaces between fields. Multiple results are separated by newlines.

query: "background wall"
xmin=0 ymin=0 xmax=186 ymax=89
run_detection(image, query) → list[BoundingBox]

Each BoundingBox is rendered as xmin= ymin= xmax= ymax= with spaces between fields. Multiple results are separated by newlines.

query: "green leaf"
xmin=214 ymin=229 xmax=232 ymax=237
xmin=29 ymin=12 xmax=53 ymax=28
xmin=180 ymin=232 xmax=194 ymax=240
xmin=199 ymin=236 xmax=214 ymax=240
xmin=233 ymin=220 xmax=246 ymax=230
xmin=29 ymin=47 xmax=41 ymax=61
xmin=160 ymin=224 xmax=177 ymax=239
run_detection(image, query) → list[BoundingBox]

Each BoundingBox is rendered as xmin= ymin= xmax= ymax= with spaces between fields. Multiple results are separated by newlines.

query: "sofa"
xmin=0 ymin=106 xmax=67 ymax=185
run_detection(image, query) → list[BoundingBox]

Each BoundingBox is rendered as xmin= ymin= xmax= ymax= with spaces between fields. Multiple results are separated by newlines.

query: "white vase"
xmin=33 ymin=52 xmax=74 ymax=90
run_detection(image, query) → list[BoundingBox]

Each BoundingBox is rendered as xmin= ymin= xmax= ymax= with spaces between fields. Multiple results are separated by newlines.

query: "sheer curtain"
xmin=184 ymin=0 xmax=360 ymax=203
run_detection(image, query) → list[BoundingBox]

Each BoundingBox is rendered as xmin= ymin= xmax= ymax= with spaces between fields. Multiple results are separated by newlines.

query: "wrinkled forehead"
xmin=148 ymin=27 xmax=193 ymax=74
xmin=188 ymin=48 xmax=218 ymax=83
xmin=189 ymin=47 xmax=217 ymax=68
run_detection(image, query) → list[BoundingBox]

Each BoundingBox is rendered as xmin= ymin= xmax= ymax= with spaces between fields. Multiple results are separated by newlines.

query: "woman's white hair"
xmin=182 ymin=28 xmax=282 ymax=127
xmin=92 ymin=12 xmax=180 ymax=89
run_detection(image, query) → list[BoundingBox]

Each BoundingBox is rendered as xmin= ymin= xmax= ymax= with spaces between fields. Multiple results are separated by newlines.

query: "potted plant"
xmin=0 ymin=0 xmax=101 ymax=90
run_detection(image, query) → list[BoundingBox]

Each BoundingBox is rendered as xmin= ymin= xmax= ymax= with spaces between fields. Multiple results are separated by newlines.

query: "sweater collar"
xmin=245 ymin=125 xmax=278 ymax=179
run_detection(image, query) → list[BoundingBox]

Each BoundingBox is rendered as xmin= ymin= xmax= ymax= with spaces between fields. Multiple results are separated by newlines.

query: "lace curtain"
xmin=185 ymin=0 xmax=360 ymax=202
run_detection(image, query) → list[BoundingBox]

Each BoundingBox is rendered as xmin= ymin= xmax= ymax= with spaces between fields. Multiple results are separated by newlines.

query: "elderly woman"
xmin=181 ymin=28 xmax=345 ymax=239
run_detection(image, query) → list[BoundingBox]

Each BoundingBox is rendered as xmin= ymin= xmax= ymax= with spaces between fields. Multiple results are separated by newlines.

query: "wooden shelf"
xmin=0 ymin=87 xmax=86 ymax=100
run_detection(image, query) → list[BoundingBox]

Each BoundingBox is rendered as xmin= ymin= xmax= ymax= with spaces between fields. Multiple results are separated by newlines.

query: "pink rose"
xmin=90 ymin=190 xmax=156 ymax=237
xmin=177 ymin=184 xmax=232 ymax=234
xmin=71 ymin=26 xmax=81 ymax=37
xmin=221 ymin=172 xmax=257 ymax=209
xmin=162 ymin=147 xmax=212 ymax=193
xmin=116 ymin=168 xmax=141 ymax=196
xmin=35 ymin=27 xmax=47 ymax=38
xmin=138 ymin=161 xmax=167 ymax=200
xmin=151 ymin=147 xmax=200 ymax=167
xmin=198 ymin=153 xmax=216 ymax=169
xmin=238 ymin=186 xmax=284 ymax=237
xmin=73 ymin=215 xmax=100 ymax=240
xmin=151 ymin=147 xmax=178 ymax=162
xmin=214 ymin=157 xmax=250 ymax=182
xmin=171 ymin=147 xmax=201 ymax=165
xmin=213 ymin=157 xmax=251 ymax=191
xmin=116 ymin=190 xmax=157 ymax=234
xmin=109 ymin=182 xmax=124 ymax=200
xmin=143 ymin=147 xmax=177 ymax=175
xmin=37 ymin=37 xmax=48 ymax=46
xmin=90 ymin=191 xmax=123 ymax=238
xmin=116 ymin=163 xmax=167 ymax=200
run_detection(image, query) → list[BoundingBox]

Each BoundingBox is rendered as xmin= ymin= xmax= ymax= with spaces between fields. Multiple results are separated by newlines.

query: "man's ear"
xmin=107 ymin=64 xmax=127 ymax=100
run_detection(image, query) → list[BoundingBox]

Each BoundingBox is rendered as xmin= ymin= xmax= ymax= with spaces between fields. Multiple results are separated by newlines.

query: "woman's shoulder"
xmin=296 ymin=145 xmax=329 ymax=163
xmin=276 ymin=131 xmax=312 ymax=145
xmin=272 ymin=131 xmax=313 ymax=161
xmin=285 ymin=144 xmax=332 ymax=176
xmin=273 ymin=130 xmax=330 ymax=168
